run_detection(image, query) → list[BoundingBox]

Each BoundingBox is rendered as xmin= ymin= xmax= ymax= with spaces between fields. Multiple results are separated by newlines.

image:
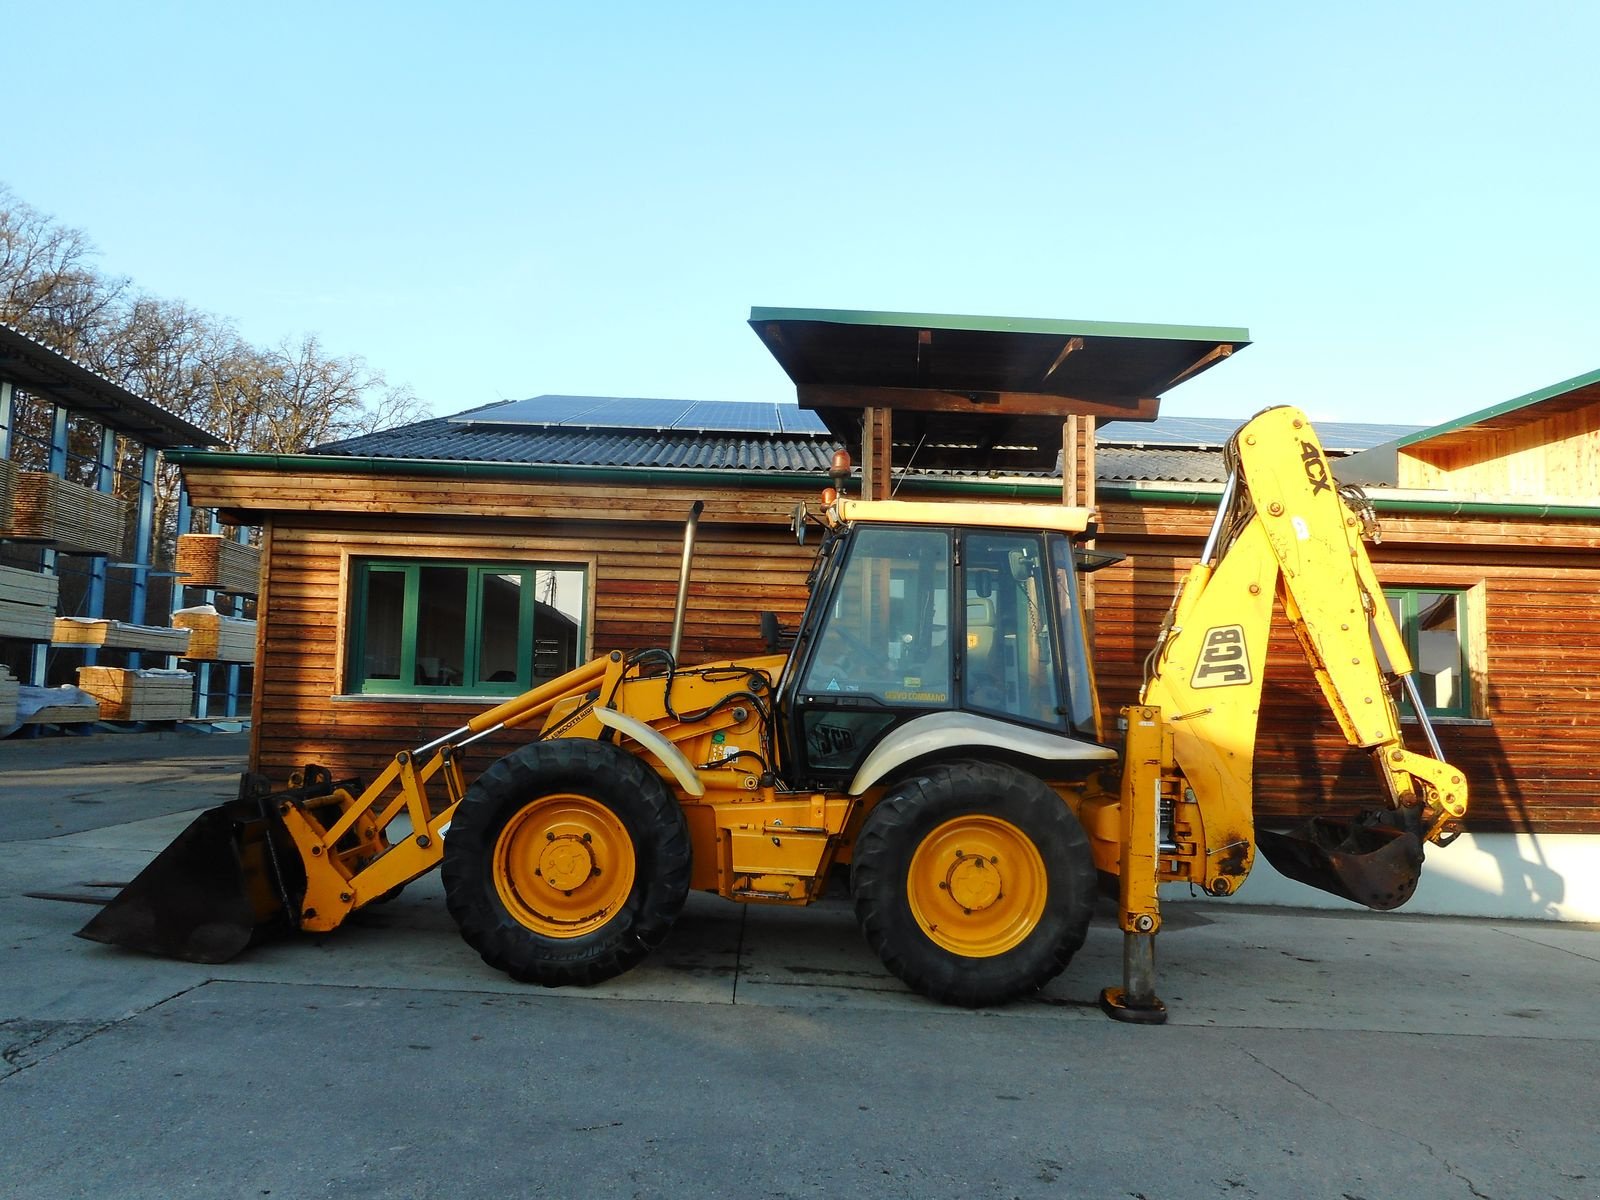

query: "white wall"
xmin=1164 ymin=832 xmax=1600 ymax=923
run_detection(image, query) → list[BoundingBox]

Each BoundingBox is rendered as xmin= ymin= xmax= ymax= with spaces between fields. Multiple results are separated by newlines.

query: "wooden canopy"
xmin=749 ymin=308 xmax=1249 ymax=481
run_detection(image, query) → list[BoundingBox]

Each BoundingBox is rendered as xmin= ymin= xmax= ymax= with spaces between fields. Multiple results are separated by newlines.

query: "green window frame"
xmin=347 ymin=559 xmax=587 ymax=696
xmin=1384 ymin=588 xmax=1471 ymax=719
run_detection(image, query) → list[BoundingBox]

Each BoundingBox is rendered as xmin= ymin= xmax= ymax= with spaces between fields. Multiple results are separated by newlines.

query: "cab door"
xmin=783 ymin=524 xmax=953 ymax=785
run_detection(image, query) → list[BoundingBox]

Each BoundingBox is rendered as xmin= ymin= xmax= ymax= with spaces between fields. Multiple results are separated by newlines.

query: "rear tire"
xmin=850 ymin=759 xmax=1096 ymax=1007
xmin=442 ymin=739 xmax=691 ymax=986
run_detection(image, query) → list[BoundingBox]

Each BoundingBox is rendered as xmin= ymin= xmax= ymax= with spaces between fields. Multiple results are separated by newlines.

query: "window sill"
xmin=1402 ymin=715 xmax=1492 ymax=727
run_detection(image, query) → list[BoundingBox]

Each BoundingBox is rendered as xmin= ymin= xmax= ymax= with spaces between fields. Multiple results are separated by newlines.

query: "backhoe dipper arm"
xmin=1100 ymin=405 xmax=1469 ymax=1023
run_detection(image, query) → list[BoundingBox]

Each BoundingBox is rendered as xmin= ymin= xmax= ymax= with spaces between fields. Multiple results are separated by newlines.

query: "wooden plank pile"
xmin=176 ymin=534 xmax=262 ymax=594
xmin=6 ymin=472 xmax=129 ymax=555
xmin=22 ymin=685 xmax=99 ymax=725
xmin=76 ymin=666 xmax=195 ymax=721
xmin=0 ymin=666 xmax=18 ymax=727
xmin=0 ymin=458 xmax=15 ymax=533
xmin=173 ymin=607 xmax=256 ymax=661
xmin=53 ymin=617 xmax=193 ymax=654
xmin=0 ymin=564 xmax=60 ymax=641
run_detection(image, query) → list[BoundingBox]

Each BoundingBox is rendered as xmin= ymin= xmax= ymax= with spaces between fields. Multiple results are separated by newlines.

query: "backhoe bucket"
xmin=1257 ymin=816 xmax=1424 ymax=911
xmin=76 ymin=788 xmax=303 ymax=964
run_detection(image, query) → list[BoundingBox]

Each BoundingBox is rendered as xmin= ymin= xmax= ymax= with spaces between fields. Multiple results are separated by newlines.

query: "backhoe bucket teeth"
xmin=75 ymin=793 xmax=304 ymax=964
xmin=1257 ymin=817 xmax=1424 ymax=911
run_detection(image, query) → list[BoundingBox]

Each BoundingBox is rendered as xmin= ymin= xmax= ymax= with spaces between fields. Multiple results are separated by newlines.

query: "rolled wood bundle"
xmin=176 ymin=534 xmax=262 ymax=594
xmin=9 ymin=472 xmax=128 ymax=556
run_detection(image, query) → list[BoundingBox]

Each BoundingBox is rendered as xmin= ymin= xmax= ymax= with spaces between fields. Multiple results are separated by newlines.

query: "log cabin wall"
xmin=186 ymin=450 xmax=1600 ymax=839
xmin=1094 ymin=493 xmax=1600 ymax=836
xmin=187 ymin=463 xmax=819 ymax=783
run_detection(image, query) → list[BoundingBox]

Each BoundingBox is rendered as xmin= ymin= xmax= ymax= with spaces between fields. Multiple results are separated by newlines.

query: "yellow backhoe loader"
xmin=79 ymin=406 xmax=1467 ymax=1022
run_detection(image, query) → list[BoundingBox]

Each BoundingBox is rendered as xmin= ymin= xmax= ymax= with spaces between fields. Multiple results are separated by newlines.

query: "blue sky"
xmin=4 ymin=2 xmax=1596 ymax=426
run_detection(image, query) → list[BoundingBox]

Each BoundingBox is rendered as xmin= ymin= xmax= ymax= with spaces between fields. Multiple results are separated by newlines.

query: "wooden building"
xmin=169 ymin=314 xmax=1600 ymax=921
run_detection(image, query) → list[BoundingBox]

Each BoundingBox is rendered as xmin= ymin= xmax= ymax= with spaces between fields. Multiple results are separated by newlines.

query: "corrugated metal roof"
xmin=318 ymin=398 xmax=1397 ymax=483
xmin=0 ymin=320 xmax=219 ymax=448
xmin=451 ymin=395 xmax=831 ymax=435
xmin=319 ymin=414 xmax=835 ymax=472
xmin=1097 ymin=415 xmax=1421 ymax=452
xmin=1097 ymin=448 xmax=1229 ymax=483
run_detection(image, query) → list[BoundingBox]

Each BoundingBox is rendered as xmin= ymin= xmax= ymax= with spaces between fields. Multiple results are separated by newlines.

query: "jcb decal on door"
xmin=1191 ymin=625 xmax=1252 ymax=688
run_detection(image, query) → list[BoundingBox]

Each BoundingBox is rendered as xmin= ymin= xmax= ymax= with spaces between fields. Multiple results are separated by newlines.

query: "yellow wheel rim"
xmin=907 ymin=815 xmax=1047 ymax=958
xmin=493 ymin=793 xmax=635 ymax=938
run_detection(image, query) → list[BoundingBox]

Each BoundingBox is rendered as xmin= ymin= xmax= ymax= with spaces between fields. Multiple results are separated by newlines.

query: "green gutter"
xmin=1096 ymin=482 xmax=1600 ymax=520
xmin=165 ymin=449 xmax=1600 ymax=520
xmin=165 ymin=448 xmax=1081 ymax=501
xmin=162 ymin=449 xmax=824 ymax=493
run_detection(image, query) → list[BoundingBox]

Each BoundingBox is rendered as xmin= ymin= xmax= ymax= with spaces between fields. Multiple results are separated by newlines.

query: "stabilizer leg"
xmin=1099 ymin=932 xmax=1168 ymax=1024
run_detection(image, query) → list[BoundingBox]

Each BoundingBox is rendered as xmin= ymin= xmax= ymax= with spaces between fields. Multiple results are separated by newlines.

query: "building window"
xmin=348 ymin=560 xmax=587 ymax=696
xmin=1384 ymin=588 xmax=1472 ymax=719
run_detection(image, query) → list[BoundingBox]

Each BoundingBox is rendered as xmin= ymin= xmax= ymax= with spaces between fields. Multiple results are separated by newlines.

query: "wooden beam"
xmin=861 ymin=408 xmax=892 ymax=500
xmin=798 ymin=383 xmax=1158 ymax=422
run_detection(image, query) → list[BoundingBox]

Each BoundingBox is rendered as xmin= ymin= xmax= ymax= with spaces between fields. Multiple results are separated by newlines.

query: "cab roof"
xmin=834 ymin=497 xmax=1093 ymax=533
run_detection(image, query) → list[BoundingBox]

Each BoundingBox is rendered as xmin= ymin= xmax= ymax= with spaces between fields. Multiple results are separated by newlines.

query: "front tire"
xmin=442 ymin=739 xmax=691 ymax=986
xmin=850 ymin=759 xmax=1096 ymax=1007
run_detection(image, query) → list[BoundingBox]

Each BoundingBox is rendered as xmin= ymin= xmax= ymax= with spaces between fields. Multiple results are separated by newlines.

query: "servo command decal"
xmin=1190 ymin=625 xmax=1252 ymax=689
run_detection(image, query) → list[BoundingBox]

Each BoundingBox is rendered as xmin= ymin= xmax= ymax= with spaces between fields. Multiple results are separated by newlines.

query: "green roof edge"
xmin=1388 ymin=364 xmax=1600 ymax=450
xmin=747 ymin=306 xmax=1250 ymax=346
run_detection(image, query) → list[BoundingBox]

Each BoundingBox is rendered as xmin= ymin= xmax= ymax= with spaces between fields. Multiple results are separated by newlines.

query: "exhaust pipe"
xmin=669 ymin=501 xmax=704 ymax=663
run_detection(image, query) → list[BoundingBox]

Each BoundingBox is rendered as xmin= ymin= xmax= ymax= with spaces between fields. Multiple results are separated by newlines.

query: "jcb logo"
xmin=1191 ymin=625 xmax=1252 ymax=689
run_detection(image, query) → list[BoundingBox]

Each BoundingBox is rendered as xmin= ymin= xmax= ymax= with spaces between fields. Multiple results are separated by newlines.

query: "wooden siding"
xmin=251 ymin=505 xmax=815 ymax=784
xmin=186 ymin=459 xmax=1600 ymax=837
xmin=1399 ymin=398 xmax=1600 ymax=499
xmin=1095 ymin=497 xmax=1600 ymax=836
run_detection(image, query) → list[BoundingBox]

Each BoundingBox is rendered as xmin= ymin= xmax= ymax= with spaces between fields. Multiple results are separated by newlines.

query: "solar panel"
xmin=1097 ymin=415 xmax=1419 ymax=453
xmin=778 ymin=406 xmax=830 ymax=434
xmin=448 ymin=395 xmax=831 ymax=435
xmin=677 ymin=401 xmax=781 ymax=432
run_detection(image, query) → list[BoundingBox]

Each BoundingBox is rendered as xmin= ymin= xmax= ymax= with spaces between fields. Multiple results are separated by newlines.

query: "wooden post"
xmin=861 ymin=407 xmax=893 ymax=501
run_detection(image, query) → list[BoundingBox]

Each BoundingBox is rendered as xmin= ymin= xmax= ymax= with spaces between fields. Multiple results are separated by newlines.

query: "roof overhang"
xmin=1339 ymin=366 xmax=1600 ymax=486
xmin=0 ymin=322 xmax=218 ymax=449
xmin=749 ymin=307 xmax=1248 ymax=470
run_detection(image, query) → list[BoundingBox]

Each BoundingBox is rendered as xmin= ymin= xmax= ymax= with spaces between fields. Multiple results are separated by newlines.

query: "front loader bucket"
xmin=1257 ymin=816 xmax=1425 ymax=911
xmin=76 ymin=788 xmax=304 ymax=964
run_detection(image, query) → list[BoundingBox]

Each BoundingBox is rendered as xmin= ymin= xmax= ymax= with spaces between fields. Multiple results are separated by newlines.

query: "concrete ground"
xmin=2 ymin=731 xmax=1596 ymax=1200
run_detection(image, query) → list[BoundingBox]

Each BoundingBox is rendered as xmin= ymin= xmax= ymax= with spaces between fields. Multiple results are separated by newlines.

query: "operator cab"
xmin=775 ymin=499 xmax=1107 ymax=789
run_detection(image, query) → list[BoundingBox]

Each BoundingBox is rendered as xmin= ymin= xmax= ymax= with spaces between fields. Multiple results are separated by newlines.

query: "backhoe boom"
xmin=1101 ymin=406 xmax=1469 ymax=1022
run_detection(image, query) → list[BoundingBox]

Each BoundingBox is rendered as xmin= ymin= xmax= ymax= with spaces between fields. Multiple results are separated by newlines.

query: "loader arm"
xmin=1100 ymin=405 xmax=1469 ymax=1022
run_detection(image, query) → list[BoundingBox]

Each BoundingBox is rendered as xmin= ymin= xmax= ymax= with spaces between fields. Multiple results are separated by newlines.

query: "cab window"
xmin=800 ymin=526 xmax=952 ymax=706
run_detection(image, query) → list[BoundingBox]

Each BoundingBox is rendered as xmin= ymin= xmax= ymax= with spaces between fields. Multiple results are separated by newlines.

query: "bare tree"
xmin=0 ymin=183 xmax=127 ymax=357
xmin=0 ymin=181 xmax=435 ymax=560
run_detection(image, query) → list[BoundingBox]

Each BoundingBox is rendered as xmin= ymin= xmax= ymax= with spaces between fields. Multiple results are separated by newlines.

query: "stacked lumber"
xmin=53 ymin=617 xmax=193 ymax=654
xmin=173 ymin=606 xmax=257 ymax=661
xmin=76 ymin=666 xmax=194 ymax=721
xmin=0 ymin=564 xmax=59 ymax=641
xmin=0 ymin=458 xmax=14 ymax=533
xmin=7 ymin=472 xmax=128 ymax=555
xmin=0 ymin=666 xmax=18 ymax=727
xmin=176 ymin=534 xmax=262 ymax=594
